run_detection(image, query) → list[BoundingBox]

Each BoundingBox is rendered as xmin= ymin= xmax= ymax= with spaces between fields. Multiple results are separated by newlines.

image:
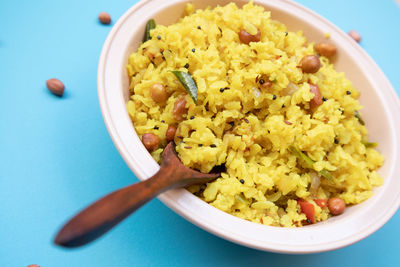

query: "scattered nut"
xmin=348 ymin=30 xmax=361 ymax=43
xmin=150 ymin=83 xmax=168 ymax=103
xmin=142 ymin=133 xmax=160 ymax=152
xmin=299 ymin=55 xmax=321 ymax=73
xmin=165 ymin=125 xmax=177 ymax=142
xmin=98 ymin=12 xmax=111 ymax=25
xmin=314 ymin=42 xmax=337 ymax=57
xmin=328 ymin=197 xmax=346 ymax=215
xmin=46 ymin=78 xmax=65 ymax=96
xmin=173 ymin=96 xmax=188 ymax=121
xmin=238 ymin=29 xmax=261 ymax=44
xmin=309 ymin=83 xmax=323 ymax=108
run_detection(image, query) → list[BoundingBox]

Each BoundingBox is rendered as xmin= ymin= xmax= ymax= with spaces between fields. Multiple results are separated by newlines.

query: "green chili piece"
xmin=289 ymin=145 xmax=332 ymax=180
xmin=319 ymin=169 xmax=332 ymax=180
xmin=171 ymin=71 xmax=198 ymax=103
xmin=354 ymin=110 xmax=365 ymax=125
xmin=288 ymin=145 xmax=314 ymax=169
xmin=143 ymin=19 xmax=156 ymax=42
xmin=361 ymin=140 xmax=378 ymax=148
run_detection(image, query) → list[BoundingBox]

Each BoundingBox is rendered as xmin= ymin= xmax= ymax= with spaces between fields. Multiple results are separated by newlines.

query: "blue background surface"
xmin=1 ymin=0 xmax=399 ymax=266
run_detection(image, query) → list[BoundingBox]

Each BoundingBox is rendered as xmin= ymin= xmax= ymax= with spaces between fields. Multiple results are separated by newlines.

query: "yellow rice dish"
xmin=126 ymin=2 xmax=384 ymax=227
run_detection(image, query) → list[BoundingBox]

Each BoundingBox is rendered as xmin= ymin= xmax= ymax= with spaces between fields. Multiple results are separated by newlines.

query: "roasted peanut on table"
xmin=173 ymin=96 xmax=188 ymax=121
xmin=348 ymin=30 xmax=361 ymax=43
xmin=314 ymin=42 xmax=337 ymax=57
xmin=46 ymin=78 xmax=65 ymax=96
xmin=142 ymin=133 xmax=160 ymax=152
xmin=238 ymin=29 xmax=261 ymax=44
xmin=300 ymin=55 xmax=321 ymax=73
xmin=150 ymin=83 xmax=168 ymax=103
xmin=98 ymin=12 xmax=111 ymax=25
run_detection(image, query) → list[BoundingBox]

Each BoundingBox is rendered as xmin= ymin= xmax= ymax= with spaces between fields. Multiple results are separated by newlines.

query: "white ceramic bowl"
xmin=98 ymin=0 xmax=400 ymax=253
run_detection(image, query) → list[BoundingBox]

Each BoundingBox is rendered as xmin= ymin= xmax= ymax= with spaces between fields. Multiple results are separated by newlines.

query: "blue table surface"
xmin=1 ymin=0 xmax=399 ymax=266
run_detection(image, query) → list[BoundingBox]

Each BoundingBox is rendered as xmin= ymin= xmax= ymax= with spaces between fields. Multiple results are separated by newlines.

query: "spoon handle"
xmin=54 ymin=169 xmax=174 ymax=248
xmin=54 ymin=143 xmax=219 ymax=248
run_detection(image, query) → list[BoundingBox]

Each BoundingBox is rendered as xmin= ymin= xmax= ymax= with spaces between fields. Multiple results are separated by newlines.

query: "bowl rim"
xmin=97 ymin=0 xmax=400 ymax=254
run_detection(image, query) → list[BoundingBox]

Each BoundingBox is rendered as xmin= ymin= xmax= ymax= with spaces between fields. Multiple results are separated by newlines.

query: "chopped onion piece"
xmin=285 ymin=82 xmax=298 ymax=95
xmin=252 ymin=87 xmax=261 ymax=98
xmin=310 ymin=172 xmax=321 ymax=196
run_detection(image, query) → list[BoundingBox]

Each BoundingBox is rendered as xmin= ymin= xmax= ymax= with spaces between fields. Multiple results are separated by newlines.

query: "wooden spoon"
xmin=54 ymin=142 xmax=220 ymax=248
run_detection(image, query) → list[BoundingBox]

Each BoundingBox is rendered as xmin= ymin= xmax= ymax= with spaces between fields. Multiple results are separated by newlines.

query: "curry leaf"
xmin=172 ymin=71 xmax=198 ymax=103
